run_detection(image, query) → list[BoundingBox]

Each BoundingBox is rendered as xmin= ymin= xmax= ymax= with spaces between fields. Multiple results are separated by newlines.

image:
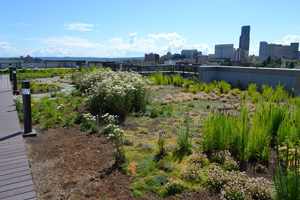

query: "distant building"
xmin=259 ymin=42 xmax=299 ymax=61
xmin=215 ymin=44 xmax=234 ymax=60
xmin=259 ymin=41 xmax=267 ymax=60
xmin=197 ymin=55 xmax=208 ymax=65
xmin=181 ymin=49 xmax=202 ymax=59
xmin=0 ymin=60 xmax=23 ymax=69
xmin=239 ymin=26 xmax=250 ymax=57
xmin=45 ymin=60 xmax=86 ymax=68
xmin=234 ymin=48 xmax=248 ymax=61
xmin=291 ymin=43 xmax=299 ymax=60
xmin=23 ymin=55 xmax=35 ymax=63
xmin=208 ymin=54 xmax=215 ymax=60
xmin=145 ymin=53 xmax=159 ymax=62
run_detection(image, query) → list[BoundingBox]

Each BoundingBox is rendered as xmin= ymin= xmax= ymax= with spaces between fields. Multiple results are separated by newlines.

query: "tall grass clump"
xmin=189 ymin=83 xmax=201 ymax=94
xmin=269 ymin=105 xmax=285 ymax=145
xmin=174 ymin=115 xmax=194 ymax=162
xmin=248 ymin=105 xmax=271 ymax=163
xmin=217 ymin=81 xmax=231 ymax=94
xmin=183 ymin=80 xmax=193 ymax=92
xmin=274 ymin=84 xmax=289 ymax=103
xmin=275 ymin=165 xmax=300 ymax=200
xmin=248 ymin=82 xmax=258 ymax=96
xmin=172 ymin=74 xmax=183 ymax=86
xmin=149 ymin=71 xmax=164 ymax=85
xmin=203 ymin=83 xmax=215 ymax=94
xmin=74 ymin=69 xmax=151 ymax=117
xmin=202 ymin=111 xmax=233 ymax=155
xmin=262 ymin=84 xmax=274 ymax=101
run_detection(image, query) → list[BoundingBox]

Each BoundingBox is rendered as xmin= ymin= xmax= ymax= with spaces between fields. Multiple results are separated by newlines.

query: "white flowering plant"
xmin=80 ymin=113 xmax=97 ymax=132
xmin=102 ymin=113 xmax=126 ymax=166
xmin=74 ymin=68 xmax=151 ymax=117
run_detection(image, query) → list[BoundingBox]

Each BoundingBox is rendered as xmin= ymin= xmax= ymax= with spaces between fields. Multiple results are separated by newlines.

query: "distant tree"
xmin=267 ymin=63 xmax=280 ymax=68
xmin=290 ymin=61 xmax=295 ymax=68
xmin=267 ymin=56 xmax=271 ymax=64
xmin=275 ymin=58 xmax=282 ymax=65
xmin=262 ymin=60 xmax=267 ymax=67
xmin=286 ymin=61 xmax=290 ymax=68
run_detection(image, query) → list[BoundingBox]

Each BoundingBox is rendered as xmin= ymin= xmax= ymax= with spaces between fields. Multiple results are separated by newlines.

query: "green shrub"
xmin=188 ymin=153 xmax=210 ymax=168
xmin=183 ymin=80 xmax=193 ymax=92
xmin=63 ymin=117 xmax=75 ymax=127
xmin=131 ymin=179 xmax=147 ymax=197
xmin=232 ymin=88 xmax=240 ymax=96
xmin=189 ymin=83 xmax=200 ymax=94
xmin=163 ymin=178 xmax=185 ymax=196
xmin=146 ymin=175 xmax=168 ymax=187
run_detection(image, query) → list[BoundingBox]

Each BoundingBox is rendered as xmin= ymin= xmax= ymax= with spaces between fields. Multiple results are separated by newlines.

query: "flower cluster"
xmin=188 ymin=153 xmax=210 ymax=168
xmin=205 ymin=164 xmax=273 ymax=199
xmin=181 ymin=163 xmax=203 ymax=183
xmin=75 ymin=68 xmax=151 ymax=117
xmin=221 ymin=176 xmax=273 ymax=200
xmin=83 ymin=113 xmax=96 ymax=122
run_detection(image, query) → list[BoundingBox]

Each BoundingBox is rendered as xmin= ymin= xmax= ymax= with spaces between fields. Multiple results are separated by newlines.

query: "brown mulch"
xmin=24 ymin=125 xmax=218 ymax=200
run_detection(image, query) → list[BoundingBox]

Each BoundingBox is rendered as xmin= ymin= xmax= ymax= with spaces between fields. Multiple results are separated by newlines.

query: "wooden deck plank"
xmin=0 ymin=75 xmax=36 ymax=200
xmin=0 ymin=191 xmax=36 ymax=200
xmin=0 ymin=185 xmax=35 ymax=199
xmin=0 ymin=180 xmax=34 ymax=193
xmin=0 ymin=170 xmax=32 ymax=182
xmin=0 ymin=175 xmax=33 ymax=187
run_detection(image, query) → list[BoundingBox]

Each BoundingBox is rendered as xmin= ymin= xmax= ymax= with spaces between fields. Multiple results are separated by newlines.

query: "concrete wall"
xmin=200 ymin=66 xmax=300 ymax=96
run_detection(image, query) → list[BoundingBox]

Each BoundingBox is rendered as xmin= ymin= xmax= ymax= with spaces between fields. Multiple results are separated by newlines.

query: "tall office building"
xmin=291 ymin=43 xmax=299 ymax=60
xmin=259 ymin=41 xmax=267 ymax=60
xmin=239 ymin=26 xmax=250 ymax=57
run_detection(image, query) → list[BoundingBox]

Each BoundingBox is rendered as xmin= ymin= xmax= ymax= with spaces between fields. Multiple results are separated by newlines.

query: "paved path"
xmin=0 ymin=75 xmax=36 ymax=200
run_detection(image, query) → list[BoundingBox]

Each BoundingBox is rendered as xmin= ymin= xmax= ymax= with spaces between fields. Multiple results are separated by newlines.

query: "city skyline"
xmin=0 ymin=0 xmax=300 ymax=57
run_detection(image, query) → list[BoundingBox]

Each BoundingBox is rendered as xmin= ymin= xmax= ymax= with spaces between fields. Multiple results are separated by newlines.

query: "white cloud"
xmin=19 ymin=22 xmax=30 ymax=26
xmin=148 ymin=33 xmax=180 ymax=40
xmin=64 ymin=23 xmax=94 ymax=31
xmin=109 ymin=37 xmax=123 ymax=45
xmin=0 ymin=35 xmax=15 ymax=38
xmin=148 ymin=32 xmax=181 ymax=40
xmin=166 ymin=38 xmax=186 ymax=52
xmin=0 ymin=42 xmax=17 ymax=56
xmin=129 ymin=32 xmax=137 ymax=43
xmin=24 ymin=36 xmax=101 ymax=48
xmin=275 ymin=35 xmax=300 ymax=45
xmin=13 ymin=32 xmax=213 ymax=57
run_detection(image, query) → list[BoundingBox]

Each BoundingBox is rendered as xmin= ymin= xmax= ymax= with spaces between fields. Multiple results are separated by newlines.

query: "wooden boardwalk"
xmin=0 ymin=75 xmax=36 ymax=200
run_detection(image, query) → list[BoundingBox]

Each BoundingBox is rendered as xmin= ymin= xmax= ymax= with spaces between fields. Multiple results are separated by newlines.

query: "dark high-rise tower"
xmin=239 ymin=26 xmax=250 ymax=52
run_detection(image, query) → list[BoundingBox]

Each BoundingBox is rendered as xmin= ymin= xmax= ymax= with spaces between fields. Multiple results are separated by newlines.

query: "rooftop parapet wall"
xmin=199 ymin=66 xmax=300 ymax=95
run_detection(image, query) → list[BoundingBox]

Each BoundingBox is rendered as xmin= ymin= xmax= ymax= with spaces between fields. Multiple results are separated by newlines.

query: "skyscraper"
xmin=239 ymin=26 xmax=250 ymax=56
xmin=259 ymin=41 xmax=267 ymax=60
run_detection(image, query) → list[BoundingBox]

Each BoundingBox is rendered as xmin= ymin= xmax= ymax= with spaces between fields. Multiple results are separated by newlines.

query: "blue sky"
xmin=1 ymin=0 xmax=300 ymax=57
